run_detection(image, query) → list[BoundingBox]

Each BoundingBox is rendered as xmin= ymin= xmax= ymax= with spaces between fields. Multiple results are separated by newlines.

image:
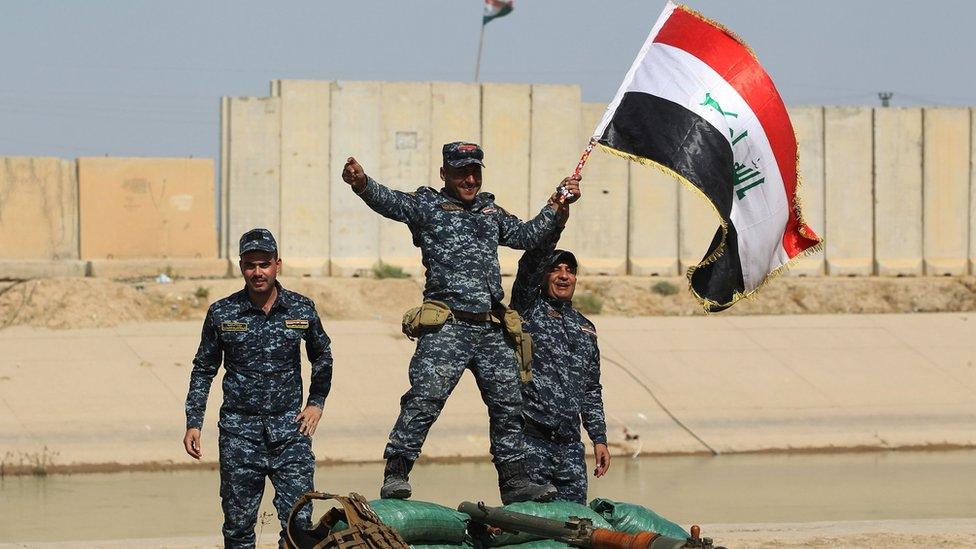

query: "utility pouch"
xmin=401 ymin=300 xmax=453 ymax=340
xmin=497 ymin=306 xmax=533 ymax=384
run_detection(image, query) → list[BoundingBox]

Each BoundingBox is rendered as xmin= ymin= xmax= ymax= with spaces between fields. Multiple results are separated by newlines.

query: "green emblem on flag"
xmin=701 ymin=92 xmax=738 ymax=118
xmin=733 ymin=161 xmax=765 ymax=200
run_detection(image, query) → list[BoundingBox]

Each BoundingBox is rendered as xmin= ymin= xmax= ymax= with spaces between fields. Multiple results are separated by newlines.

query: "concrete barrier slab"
xmin=273 ymin=80 xmax=331 ymax=276
xmin=87 ymin=258 xmax=230 ymax=279
xmin=573 ymin=103 xmax=627 ymax=275
xmin=330 ymin=81 xmax=381 ymax=277
xmin=529 ymin=84 xmax=582 ymax=221
xmin=824 ymin=107 xmax=874 ymax=276
xmin=874 ymin=108 xmax=923 ymax=276
xmin=0 ymin=157 xmax=78 ymax=261
xmin=78 ymin=158 xmax=216 ymax=261
xmin=628 ymin=165 xmax=679 ymax=276
xmin=0 ymin=260 xmax=87 ymax=279
xmin=223 ymin=97 xmax=281 ymax=257
xmin=378 ymin=82 xmax=430 ymax=276
xmin=430 ymin=82 xmax=481 ymax=182
xmin=482 ymin=83 xmax=531 ymax=275
xmin=788 ymin=107 xmax=825 ymax=276
xmin=971 ymin=109 xmax=976 ymax=275
xmin=922 ymin=108 xmax=970 ymax=276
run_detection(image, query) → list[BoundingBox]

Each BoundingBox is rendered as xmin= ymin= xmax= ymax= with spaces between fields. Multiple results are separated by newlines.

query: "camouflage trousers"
xmin=218 ymin=430 xmax=314 ymax=548
xmin=384 ymin=320 xmax=527 ymax=463
xmin=523 ymin=435 xmax=587 ymax=504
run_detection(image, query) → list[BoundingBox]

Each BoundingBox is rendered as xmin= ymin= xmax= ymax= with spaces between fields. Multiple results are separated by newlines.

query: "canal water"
xmin=2 ymin=450 xmax=974 ymax=543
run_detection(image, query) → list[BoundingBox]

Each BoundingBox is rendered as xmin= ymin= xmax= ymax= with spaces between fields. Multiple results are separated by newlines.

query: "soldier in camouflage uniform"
xmin=510 ymin=211 xmax=611 ymax=504
xmin=341 ymin=142 xmax=580 ymax=504
xmin=183 ymin=228 xmax=333 ymax=549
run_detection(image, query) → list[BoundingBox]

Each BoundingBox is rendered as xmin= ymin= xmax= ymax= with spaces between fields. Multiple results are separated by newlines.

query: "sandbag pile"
xmin=588 ymin=498 xmax=688 ymax=541
xmin=337 ymin=498 xmax=687 ymax=549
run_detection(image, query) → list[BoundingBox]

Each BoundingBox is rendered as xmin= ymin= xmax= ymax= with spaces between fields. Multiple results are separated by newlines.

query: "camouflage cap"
xmin=442 ymin=141 xmax=485 ymax=168
xmin=239 ymin=228 xmax=277 ymax=256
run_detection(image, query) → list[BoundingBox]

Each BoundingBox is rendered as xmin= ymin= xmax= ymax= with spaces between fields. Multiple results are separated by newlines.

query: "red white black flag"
xmin=592 ymin=2 xmax=822 ymax=312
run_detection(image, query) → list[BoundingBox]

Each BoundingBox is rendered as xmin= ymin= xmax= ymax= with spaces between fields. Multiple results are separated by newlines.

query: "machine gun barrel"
xmin=459 ymin=501 xmax=581 ymax=543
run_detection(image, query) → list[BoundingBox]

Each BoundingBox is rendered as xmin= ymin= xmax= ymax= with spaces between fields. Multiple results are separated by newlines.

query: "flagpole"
xmin=474 ymin=23 xmax=485 ymax=82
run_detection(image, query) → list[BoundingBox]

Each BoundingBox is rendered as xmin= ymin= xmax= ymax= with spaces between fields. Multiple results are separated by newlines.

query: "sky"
xmin=1 ymin=0 xmax=974 ymax=161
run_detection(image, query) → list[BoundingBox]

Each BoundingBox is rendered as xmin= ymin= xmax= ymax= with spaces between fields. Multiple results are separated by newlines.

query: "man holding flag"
xmin=341 ymin=142 xmax=580 ymax=504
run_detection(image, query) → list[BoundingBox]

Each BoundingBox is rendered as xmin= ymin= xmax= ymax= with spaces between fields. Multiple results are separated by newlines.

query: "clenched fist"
xmin=342 ymin=157 xmax=367 ymax=192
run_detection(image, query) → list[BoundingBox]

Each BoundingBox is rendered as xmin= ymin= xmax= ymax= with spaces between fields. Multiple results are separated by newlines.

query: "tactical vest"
xmin=285 ymin=492 xmax=410 ymax=549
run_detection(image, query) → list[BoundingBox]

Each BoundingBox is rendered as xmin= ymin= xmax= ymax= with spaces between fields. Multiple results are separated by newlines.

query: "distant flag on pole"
xmin=589 ymin=1 xmax=822 ymax=312
xmin=483 ymin=0 xmax=513 ymax=25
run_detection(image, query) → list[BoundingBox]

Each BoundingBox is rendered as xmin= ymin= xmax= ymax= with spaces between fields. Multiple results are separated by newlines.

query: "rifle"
xmin=458 ymin=501 xmax=724 ymax=549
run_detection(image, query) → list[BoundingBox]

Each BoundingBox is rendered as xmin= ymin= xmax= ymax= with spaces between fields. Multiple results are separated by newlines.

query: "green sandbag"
xmin=478 ymin=501 xmax=613 ymax=547
xmin=331 ymin=499 xmax=469 ymax=544
xmin=588 ymin=498 xmax=688 ymax=540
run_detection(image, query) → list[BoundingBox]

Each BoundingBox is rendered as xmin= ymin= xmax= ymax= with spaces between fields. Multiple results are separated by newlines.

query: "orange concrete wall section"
xmin=0 ymin=157 xmax=78 ymax=261
xmin=78 ymin=157 xmax=216 ymax=260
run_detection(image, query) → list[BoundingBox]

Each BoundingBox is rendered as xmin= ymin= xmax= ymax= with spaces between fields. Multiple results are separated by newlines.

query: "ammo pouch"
xmin=496 ymin=306 xmax=533 ymax=384
xmin=285 ymin=491 xmax=409 ymax=549
xmin=401 ymin=300 xmax=453 ymax=339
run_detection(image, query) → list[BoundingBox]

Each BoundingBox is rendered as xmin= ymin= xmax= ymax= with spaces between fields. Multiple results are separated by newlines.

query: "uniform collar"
xmin=544 ymin=295 xmax=573 ymax=313
xmin=236 ymin=281 xmax=291 ymax=314
xmin=439 ymin=187 xmax=494 ymax=211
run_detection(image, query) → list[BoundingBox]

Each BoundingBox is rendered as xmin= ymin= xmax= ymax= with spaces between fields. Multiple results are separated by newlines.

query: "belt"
xmin=523 ymin=415 xmax=580 ymax=444
xmin=451 ymin=309 xmax=495 ymax=323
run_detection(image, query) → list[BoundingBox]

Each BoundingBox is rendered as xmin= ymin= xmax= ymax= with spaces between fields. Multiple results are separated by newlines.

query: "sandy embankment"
xmin=2 ymin=275 xmax=975 ymax=330
xmin=4 ymin=519 xmax=976 ymax=548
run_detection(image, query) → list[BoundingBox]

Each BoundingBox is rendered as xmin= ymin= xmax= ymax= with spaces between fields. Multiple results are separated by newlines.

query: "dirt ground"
xmin=0 ymin=275 xmax=974 ymax=329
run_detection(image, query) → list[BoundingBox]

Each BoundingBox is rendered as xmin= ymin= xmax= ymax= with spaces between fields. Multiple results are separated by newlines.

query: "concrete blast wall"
xmin=14 ymin=82 xmax=976 ymax=281
xmin=272 ymin=80 xmax=331 ymax=276
xmin=924 ymin=108 xmax=970 ymax=275
xmin=482 ymin=83 xmax=529 ymax=274
xmin=222 ymin=96 xmax=281 ymax=260
xmin=874 ymin=108 xmax=923 ymax=276
xmin=824 ymin=107 xmax=874 ymax=276
xmin=0 ymin=157 xmax=78 ymax=261
xmin=222 ymin=84 xmax=976 ymax=278
xmin=78 ymin=157 xmax=216 ymax=260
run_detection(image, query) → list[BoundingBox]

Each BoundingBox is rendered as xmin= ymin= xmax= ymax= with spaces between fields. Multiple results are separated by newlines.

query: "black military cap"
xmin=442 ymin=141 xmax=486 ymax=168
xmin=239 ymin=228 xmax=277 ymax=256
xmin=552 ymin=250 xmax=578 ymax=273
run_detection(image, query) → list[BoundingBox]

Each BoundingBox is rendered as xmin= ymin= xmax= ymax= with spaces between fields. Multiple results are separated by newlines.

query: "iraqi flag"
xmin=592 ymin=2 xmax=822 ymax=312
xmin=483 ymin=0 xmax=513 ymax=25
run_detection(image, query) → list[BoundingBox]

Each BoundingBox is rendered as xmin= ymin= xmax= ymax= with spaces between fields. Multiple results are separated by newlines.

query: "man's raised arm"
xmin=499 ymin=175 xmax=580 ymax=251
xmin=342 ymin=156 xmax=425 ymax=225
xmin=510 ymin=206 xmax=569 ymax=315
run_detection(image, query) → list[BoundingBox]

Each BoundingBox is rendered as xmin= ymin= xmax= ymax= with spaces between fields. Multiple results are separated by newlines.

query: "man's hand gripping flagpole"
xmin=555 ymin=139 xmax=595 ymax=206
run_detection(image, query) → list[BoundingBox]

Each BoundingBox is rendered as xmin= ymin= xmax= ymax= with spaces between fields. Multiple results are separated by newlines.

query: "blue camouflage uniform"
xmin=355 ymin=175 xmax=558 ymax=464
xmin=510 ymin=228 xmax=608 ymax=504
xmin=185 ymin=280 xmax=333 ymax=548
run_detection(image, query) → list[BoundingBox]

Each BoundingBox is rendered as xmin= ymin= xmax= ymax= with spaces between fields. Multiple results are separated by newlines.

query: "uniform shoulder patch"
xmin=285 ymin=319 xmax=309 ymax=329
xmin=220 ymin=321 xmax=248 ymax=332
xmin=439 ymin=202 xmax=463 ymax=212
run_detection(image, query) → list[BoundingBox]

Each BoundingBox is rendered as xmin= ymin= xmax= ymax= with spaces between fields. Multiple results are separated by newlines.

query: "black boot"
xmin=496 ymin=460 xmax=556 ymax=505
xmin=380 ymin=455 xmax=414 ymax=499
